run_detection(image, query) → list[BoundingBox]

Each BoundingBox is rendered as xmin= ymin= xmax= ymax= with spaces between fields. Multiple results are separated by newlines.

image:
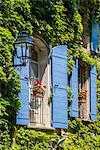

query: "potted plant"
xmin=32 ymin=80 xmax=47 ymax=98
xmin=78 ymin=89 xmax=87 ymax=103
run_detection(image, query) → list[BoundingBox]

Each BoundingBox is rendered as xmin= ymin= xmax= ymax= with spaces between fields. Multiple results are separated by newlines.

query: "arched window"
xmin=29 ymin=47 xmax=48 ymax=127
xmin=28 ymin=37 xmax=51 ymax=128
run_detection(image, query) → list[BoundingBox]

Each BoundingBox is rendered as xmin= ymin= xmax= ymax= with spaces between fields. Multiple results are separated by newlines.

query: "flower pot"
xmin=35 ymin=93 xmax=44 ymax=98
xmin=33 ymin=86 xmax=45 ymax=98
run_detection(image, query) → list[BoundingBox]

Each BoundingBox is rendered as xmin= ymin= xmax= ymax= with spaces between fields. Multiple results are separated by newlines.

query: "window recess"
xmin=78 ymin=60 xmax=89 ymax=119
xmin=29 ymin=48 xmax=44 ymax=127
xmin=29 ymin=44 xmax=50 ymax=128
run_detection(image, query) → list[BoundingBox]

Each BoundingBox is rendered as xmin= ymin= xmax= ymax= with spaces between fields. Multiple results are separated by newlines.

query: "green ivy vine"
xmin=0 ymin=0 xmax=100 ymax=149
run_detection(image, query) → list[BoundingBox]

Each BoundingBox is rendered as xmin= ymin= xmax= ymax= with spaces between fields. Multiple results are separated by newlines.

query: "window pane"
xmin=31 ymin=49 xmax=38 ymax=61
xmin=30 ymin=62 xmax=38 ymax=79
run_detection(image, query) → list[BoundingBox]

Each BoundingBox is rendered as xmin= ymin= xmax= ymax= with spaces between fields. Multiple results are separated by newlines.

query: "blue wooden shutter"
xmin=51 ymin=45 xmax=68 ymax=129
xmin=70 ymin=59 xmax=78 ymax=118
xmin=91 ymin=20 xmax=99 ymax=52
xmin=15 ymin=47 xmax=29 ymax=125
xmin=90 ymin=65 xmax=97 ymax=120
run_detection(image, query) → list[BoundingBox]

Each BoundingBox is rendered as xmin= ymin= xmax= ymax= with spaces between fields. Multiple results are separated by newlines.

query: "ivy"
xmin=61 ymin=118 xmax=100 ymax=150
xmin=0 ymin=0 xmax=100 ymax=149
xmin=10 ymin=127 xmax=59 ymax=150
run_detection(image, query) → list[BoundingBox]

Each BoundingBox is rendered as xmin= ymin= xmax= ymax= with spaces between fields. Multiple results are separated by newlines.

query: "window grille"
xmin=29 ymin=96 xmax=44 ymax=126
xmin=29 ymin=75 xmax=45 ymax=127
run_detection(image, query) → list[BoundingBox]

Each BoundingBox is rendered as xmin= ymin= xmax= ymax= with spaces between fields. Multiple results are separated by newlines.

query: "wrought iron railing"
xmin=78 ymin=96 xmax=87 ymax=119
xmin=29 ymin=76 xmax=45 ymax=127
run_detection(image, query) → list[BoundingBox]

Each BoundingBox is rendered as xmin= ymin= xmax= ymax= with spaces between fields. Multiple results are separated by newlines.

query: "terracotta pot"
xmin=35 ymin=93 xmax=44 ymax=98
xmin=33 ymin=86 xmax=45 ymax=98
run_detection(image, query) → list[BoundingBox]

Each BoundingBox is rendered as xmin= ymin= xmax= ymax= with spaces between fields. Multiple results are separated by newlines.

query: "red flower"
xmin=34 ymin=83 xmax=37 ymax=86
xmin=43 ymin=85 xmax=47 ymax=89
xmin=37 ymin=80 xmax=41 ymax=85
xmin=82 ymin=89 xmax=87 ymax=94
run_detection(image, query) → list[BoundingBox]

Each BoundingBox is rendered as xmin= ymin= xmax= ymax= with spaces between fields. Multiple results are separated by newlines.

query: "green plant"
xmin=0 ymin=0 xmax=100 ymax=149
xmin=12 ymin=127 xmax=59 ymax=150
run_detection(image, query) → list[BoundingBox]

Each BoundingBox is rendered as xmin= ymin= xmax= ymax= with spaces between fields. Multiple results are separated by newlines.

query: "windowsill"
xmin=79 ymin=118 xmax=93 ymax=122
xmin=28 ymin=124 xmax=55 ymax=130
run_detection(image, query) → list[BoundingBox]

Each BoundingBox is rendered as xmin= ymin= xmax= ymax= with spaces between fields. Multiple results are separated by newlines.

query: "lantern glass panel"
xmin=15 ymin=43 xmax=26 ymax=58
xmin=15 ymin=44 xmax=22 ymax=58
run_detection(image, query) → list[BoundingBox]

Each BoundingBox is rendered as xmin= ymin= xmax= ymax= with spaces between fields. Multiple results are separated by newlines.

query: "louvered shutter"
xmin=51 ymin=45 xmax=68 ymax=129
xmin=15 ymin=47 xmax=29 ymax=125
xmin=90 ymin=65 xmax=97 ymax=120
xmin=91 ymin=20 xmax=99 ymax=52
xmin=70 ymin=59 xmax=78 ymax=118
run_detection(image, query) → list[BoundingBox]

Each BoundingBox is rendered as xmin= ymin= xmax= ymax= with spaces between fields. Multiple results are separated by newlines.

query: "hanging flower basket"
xmin=32 ymin=80 xmax=47 ymax=98
xmin=33 ymin=86 xmax=45 ymax=98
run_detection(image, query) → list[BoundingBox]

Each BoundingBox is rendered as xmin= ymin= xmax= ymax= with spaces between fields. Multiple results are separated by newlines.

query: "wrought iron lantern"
xmin=14 ymin=31 xmax=34 ymax=66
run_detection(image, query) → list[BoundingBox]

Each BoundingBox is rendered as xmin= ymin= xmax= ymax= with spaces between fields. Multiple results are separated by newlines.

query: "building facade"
xmin=15 ymin=19 xmax=100 ymax=130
